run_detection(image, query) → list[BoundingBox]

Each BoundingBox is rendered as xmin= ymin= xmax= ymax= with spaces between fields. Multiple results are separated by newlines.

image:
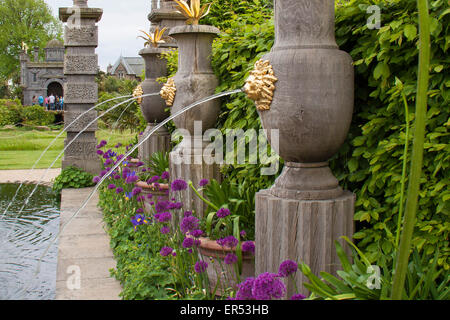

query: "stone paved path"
xmin=56 ymin=187 xmax=122 ymax=300
xmin=0 ymin=169 xmax=61 ymax=186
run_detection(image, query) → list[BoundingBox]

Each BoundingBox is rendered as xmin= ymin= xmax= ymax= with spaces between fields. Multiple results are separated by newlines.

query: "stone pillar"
xmin=167 ymin=25 xmax=222 ymax=219
xmin=137 ymin=47 xmax=171 ymax=161
xmin=59 ymin=1 xmax=102 ymax=175
xmin=247 ymin=0 xmax=355 ymax=297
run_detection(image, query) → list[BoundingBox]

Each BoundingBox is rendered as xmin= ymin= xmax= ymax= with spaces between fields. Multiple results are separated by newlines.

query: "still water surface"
xmin=0 ymin=183 xmax=60 ymax=300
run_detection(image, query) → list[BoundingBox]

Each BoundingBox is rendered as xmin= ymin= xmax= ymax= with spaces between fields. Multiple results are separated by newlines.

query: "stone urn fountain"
xmin=244 ymin=0 xmax=355 ymax=296
xmin=137 ymin=45 xmax=171 ymax=160
xmin=164 ymin=24 xmax=222 ymax=219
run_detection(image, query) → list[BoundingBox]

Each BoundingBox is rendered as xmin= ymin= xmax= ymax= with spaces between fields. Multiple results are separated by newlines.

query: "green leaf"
xmin=403 ymin=24 xmax=417 ymax=41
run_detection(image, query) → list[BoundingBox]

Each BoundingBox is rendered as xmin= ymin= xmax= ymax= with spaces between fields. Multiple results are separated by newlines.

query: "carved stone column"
xmin=246 ymin=0 xmax=355 ymax=297
xmin=167 ymin=25 xmax=222 ymax=219
xmin=59 ymin=1 xmax=102 ymax=175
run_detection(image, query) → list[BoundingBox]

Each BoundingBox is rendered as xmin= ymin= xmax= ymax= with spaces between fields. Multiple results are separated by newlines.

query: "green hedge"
xmin=0 ymin=99 xmax=22 ymax=126
xmin=22 ymin=105 xmax=55 ymax=126
xmin=0 ymin=99 xmax=56 ymax=127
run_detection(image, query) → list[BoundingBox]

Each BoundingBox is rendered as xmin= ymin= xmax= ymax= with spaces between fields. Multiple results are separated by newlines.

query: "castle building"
xmin=19 ymin=39 xmax=66 ymax=106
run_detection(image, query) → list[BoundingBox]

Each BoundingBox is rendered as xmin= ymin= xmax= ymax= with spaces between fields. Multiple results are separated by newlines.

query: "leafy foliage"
xmin=0 ymin=0 xmax=63 ymax=82
xmin=52 ymin=166 xmax=95 ymax=193
xmin=0 ymin=99 xmax=22 ymax=126
xmin=21 ymin=105 xmax=55 ymax=126
xmin=300 ymin=238 xmax=449 ymax=300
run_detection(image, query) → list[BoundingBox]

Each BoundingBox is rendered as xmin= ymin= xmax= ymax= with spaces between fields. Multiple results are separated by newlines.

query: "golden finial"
xmin=160 ymin=78 xmax=177 ymax=107
xmin=133 ymin=85 xmax=144 ymax=104
xmin=172 ymin=0 xmax=211 ymax=25
xmin=244 ymin=59 xmax=278 ymax=111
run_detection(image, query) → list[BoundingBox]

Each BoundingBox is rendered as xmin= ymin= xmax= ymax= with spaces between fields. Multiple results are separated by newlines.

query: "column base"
xmin=255 ymin=189 xmax=355 ymax=297
xmin=169 ymin=140 xmax=221 ymax=220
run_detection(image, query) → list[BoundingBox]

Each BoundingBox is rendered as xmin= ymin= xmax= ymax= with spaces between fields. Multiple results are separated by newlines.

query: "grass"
xmin=0 ymin=127 xmax=137 ymax=170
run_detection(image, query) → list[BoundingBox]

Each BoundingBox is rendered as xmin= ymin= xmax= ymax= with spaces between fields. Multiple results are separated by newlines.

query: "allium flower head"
xmin=131 ymin=187 xmax=142 ymax=196
xmin=107 ymin=183 xmax=116 ymax=190
xmin=278 ymin=260 xmax=298 ymax=278
xmin=217 ymin=235 xmax=238 ymax=249
xmin=93 ymin=176 xmax=101 ymax=183
xmin=160 ymin=247 xmax=173 ymax=257
xmin=171 ymin=179 xmax=188 ymax=191
xmin=235 ymin=277 xmax=255 ymax=300
xmin=224 ymin=253 xmax=238 ymax=265
xmin=115 ymin=187 xmax=124 ymax=194
xmin=194 ymin=261 xmax=208 ymax=273
xmin=182 ymin=237 xmax=194 ymax=248
xmin=180 ymin=216 xmax=199 ymax=234
xmin=252 ymin=272 xmax=286 ymax=300
xmin=199 ymin=179 xmax=209 ymax=187
xmin=190 ymin=229 xmax=203 ymax=238
xmin=160 ymin=226 xmax=170 ymax=234
xmin=242 ymin=241 xmax=255 ymax=254
xmin=216 ymin=207 xmax=231 ymax=219
xmin=291 ymin=294 xmax=306 ymax=300
xmin=161 ymin=171 xmax=170 ymax=180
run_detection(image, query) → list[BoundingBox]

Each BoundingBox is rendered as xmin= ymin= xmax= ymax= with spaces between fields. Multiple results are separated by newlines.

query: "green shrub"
xmin=22 ymin=105 xmax=55 ymax=126
xmin=0 ymin=99 xmax=22 ymax=126
xmin=52 ymin=166 xmax=95 ymax=193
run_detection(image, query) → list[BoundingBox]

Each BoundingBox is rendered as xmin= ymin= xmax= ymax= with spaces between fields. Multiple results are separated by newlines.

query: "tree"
xmin=0 ymin=0 xmax=62 ymax=83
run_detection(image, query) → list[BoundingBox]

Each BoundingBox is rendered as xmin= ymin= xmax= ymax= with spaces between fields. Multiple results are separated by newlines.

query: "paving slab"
xmin=56 ymin=187 xmax=121 ymax=300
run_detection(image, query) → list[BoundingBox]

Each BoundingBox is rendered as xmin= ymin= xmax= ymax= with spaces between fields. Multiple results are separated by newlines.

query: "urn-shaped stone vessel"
xmin=139 ymin=47 xmax=169 ymax=123
xmin=258 ymin=0 xmax=354 ymax=200
xmin=169 ymin=25 xmax=221 ymax=137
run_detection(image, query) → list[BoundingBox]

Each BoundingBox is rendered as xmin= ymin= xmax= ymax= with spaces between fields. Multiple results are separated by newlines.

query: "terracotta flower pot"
xmin=197 ymin=237 xmax=255 ymax=295
xmin=135 ymin=180 xmax=169 ymax=213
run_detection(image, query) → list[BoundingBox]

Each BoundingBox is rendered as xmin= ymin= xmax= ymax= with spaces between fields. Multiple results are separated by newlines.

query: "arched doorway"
xmin=47 ymin=81 xmax=63 ymax=98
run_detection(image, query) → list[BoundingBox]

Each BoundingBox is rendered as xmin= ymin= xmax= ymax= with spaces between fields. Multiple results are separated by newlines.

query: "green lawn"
xmin=0 ymin=127 xmax=136 ymax=170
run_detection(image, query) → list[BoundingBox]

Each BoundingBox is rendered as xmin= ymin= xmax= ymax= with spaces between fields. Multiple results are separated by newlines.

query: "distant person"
xmin=44 ymin=96 xmax=49 ymax=110
xmin=59 ymin=96 xmax=64 ymax=110
xmin=38 ymin=95 xmax=44 ymax=107
xmin=49 ymin=93 xmax=55 ymax=111
xmin=32 ymin=96 xmax=37 ymax=105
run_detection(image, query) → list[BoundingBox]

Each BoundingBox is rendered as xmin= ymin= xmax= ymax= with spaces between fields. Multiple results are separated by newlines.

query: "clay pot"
xmin=135 ymin=180 xmax=169 ymax=212
xmin=139 ymin=47 xmax=170 ymax=123
xmin=168 ymin=25 xmax=221 ymax=135
xmin=256 ymin=0 xmax=354 ymax=200
xmin=197 ymin=237 xmax=255 ymax=295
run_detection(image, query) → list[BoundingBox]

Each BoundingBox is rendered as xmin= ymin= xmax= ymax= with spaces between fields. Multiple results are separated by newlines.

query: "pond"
xmin=0 ymin=183 xmax=60 ymax=300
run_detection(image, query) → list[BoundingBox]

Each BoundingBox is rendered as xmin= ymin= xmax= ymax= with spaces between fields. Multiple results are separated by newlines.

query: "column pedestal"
xmin=138 ymin=124 xmax=171 ymax=161
xmin=169 ymin=138 xmax=221 ymax=220
xmin=255 ymin=189 xmax=355 ymax=296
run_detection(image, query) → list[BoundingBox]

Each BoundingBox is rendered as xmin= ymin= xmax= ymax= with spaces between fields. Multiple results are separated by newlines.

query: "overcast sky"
xmin=45 ymin=0 xmax=153 ymax=71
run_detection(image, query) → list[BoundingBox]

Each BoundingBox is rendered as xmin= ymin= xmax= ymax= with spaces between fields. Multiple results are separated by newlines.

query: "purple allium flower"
xmin=116 ymin=187 xmax=124 ymax=194
xmin=155 ymin=200 xmax=170 ymax=213
xmin=136 ymin=208 xmax=144 ymax=214
xmin=100 ymin=140 xmax=107 ymax=147
xmin=136 ymin=161 xmax=144 ymax=167
xmin=240 ymin=230 xmax=247 ymax=238
xmin=149 ymin=175 xmax=160 ymax=183
xmin=161 ymin=171 xmax=170 ymax=180
xmin=104 ymin=158 xmax=113 ymax=166
xmin=107 ymin=183 xmax=116 ymax=190
xmin=194 ymin=261 xmax=208 ymax=273
xmin=131 ymin=187 xmax=142 ymax=196
xmin=93 ymin=176 xmax=101 ymax=183
xmin=171 ymin=179 xmax=188 ymax=192
xmin=168 ymin=201 xmax=182 ymax=210
xmin=157 ymin=212 xmax=172 ymax=223
xmin=291 ymin=294 xmax=306 ymax=300
xmin=190 ymin=229 xmax=204 ymax=238
xmin=182 ymin=237 xmax=194 ymax=248
xmin=216 ymin=207 xmax=231 ymax=219
xmin=114 ymin=143 xmax=122 ymax=148
xmin=217 ymin=235 xmax=238 ymax=249
xmin=136 ymin=195 xmax=145 ymax=202
xmin=199 ymin=179 xmax=209 ymax=187
xmin=224 ymin=253 xmax=238 ymax=265
xmin=184 ymin=211 xmax=193 ymax=217
xmin=114 ymin=174 xmax=121 ymax=180
xmin=242 ymin=241 xmax=255 ymax=254
xmin=160 ymin=226 xmax=170 ymax=234
xmin=100 ymin=170 xmax=107 ymax=177
xmin=278 ymin=260 xmax=298 ymax=278
xmin=147 ymin=193 xmax=153 ymax=199
xmin=235 ymin=277 xmax=256 ymax=300
xmin=96 ymin=150 xmax=104 ymax=155
xmin=180 ymin=216 xmax=200 ymax=234
xmin=160 ymin=247 xmax=173 ymax=257
xmin=125 ymin=171 xmax=139 ymax=184
xmin=251 ymin=272 xmax=286 ymax=300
